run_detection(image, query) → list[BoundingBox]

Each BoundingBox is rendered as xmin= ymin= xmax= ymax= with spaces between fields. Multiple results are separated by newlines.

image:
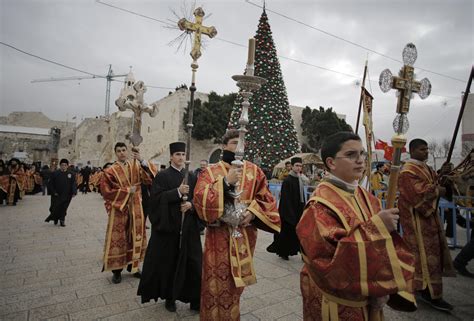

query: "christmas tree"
xmin=228 ymin=8 xmax=299 ymax=170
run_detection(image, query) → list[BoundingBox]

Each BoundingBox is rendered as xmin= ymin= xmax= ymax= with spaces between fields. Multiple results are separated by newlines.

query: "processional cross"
xmin=176 ymin=7 xmax=217 ymax=247
xmin=178 ymin=7 xmax=218 ymax=62
xmin=379 ymin=43 xmax=432 ymax=208
xmin=115 ymin=77 xmax=158 ymax=146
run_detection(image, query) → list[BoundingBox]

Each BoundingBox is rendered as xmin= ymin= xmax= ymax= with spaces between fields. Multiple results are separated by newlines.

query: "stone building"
xmin=0 ymin=112 xmax=74 ymax=165
xmin=1 ymin=89 xmax=346 ymax=169
xmin=139 ymin=88 xmax=319 ymax=169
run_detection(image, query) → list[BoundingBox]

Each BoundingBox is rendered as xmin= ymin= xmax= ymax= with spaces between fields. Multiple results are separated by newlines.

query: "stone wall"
xmin=0 ymin=131 xmax=52 ymax=164
xmin=140 ymin=88 xmax=209 ymax=168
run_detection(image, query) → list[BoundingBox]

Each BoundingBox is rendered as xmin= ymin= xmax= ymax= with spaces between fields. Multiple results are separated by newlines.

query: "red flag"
xmin=374 ymin=139 xmax=406 ymax=161
xmin=375 ymin=139 xmax=387 ymax=150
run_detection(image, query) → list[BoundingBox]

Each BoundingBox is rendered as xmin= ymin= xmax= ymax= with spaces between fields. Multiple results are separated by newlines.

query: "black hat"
xmin=291 ymin=157 xmax=303 ymax=165
xmin=170 ymin=142 xmax=186 ymax=155
xmin=60 ymin=158 xmax=69 ymax=165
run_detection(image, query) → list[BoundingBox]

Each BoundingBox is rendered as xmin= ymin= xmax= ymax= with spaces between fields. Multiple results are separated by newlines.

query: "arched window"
xmin=97 ymin=135 xmax=103 ymax=143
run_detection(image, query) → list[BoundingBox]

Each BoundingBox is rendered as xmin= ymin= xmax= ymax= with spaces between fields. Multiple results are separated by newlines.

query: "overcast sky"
xmin=1 ymin=0 xmax=472 ymax=148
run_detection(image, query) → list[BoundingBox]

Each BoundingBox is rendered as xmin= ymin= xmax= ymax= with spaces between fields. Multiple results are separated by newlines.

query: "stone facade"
xmin=2 ymin=91 xmax=346 ymax=169
xmin=0 ymin=112 xmax=74 ymax=165
xmin=0 ymin=126 xmax=52 ymax=164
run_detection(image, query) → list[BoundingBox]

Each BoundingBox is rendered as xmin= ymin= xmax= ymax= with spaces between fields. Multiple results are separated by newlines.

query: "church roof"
xmin=0 ymin=125 xmax=50 ymax=135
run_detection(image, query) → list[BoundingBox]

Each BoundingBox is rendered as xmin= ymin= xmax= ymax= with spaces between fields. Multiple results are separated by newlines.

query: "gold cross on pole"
xmin=380 ymin=43 xmax=432 ymax=116
xmin=379 ymin=43 xmax=432 ymax=209
xmin=178 ymin=7 xmax=217 ymax=61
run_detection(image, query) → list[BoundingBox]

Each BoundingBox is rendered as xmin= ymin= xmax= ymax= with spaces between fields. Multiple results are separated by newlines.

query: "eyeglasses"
xmin=335 ymin=151 xmax=368 ymax=162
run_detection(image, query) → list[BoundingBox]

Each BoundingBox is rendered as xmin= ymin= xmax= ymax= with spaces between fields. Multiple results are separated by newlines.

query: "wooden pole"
xmin=446 ymin=66 xmax=473 ymax=163
xmin=355 ymin=60 xmax=368 ymax=134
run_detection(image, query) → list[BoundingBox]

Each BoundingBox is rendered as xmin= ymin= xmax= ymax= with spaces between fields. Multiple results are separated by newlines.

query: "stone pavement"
xmin=0 ymin=193 xmax=473 ymax=321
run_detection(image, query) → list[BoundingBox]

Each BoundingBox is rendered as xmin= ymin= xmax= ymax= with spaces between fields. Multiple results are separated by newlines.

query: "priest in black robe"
xmin=275 ymin=157 xmax=308 ymax=260
xmin=137 ymin=142 xmax=202 ymax=313
xmin=45 ymin=158 xmax=77 ymax=227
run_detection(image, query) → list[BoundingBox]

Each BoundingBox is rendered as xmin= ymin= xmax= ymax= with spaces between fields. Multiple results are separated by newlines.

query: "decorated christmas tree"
xmin=228 ymin=8 xmax=299 ymax=170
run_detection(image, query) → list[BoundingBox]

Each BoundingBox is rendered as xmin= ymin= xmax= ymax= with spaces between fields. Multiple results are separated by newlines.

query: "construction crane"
xmin=31 ymin=65 xmax=128 ymax=117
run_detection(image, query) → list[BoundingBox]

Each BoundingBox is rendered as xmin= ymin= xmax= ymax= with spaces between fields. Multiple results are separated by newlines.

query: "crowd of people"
xmin=2 ymin=130 xmax=473 ymax=321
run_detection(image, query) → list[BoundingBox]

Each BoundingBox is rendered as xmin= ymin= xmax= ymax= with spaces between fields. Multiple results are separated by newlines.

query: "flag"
xmin=375 ymin=139 xmax=406 ymax=161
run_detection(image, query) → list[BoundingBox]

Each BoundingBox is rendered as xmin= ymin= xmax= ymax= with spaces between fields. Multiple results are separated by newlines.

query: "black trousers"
xmin=50 ymin=196 xmax=72 ymax=221
xmin=454 ymin=233 xmax=474 ymax=266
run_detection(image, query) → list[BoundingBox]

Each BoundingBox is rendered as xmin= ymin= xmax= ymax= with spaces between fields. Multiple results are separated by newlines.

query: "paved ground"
xmin=0 ymin=193 xmax=473 ymax=321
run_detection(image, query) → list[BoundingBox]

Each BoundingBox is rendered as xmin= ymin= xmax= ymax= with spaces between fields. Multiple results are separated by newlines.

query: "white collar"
xmin=170 ymin=164 xmax=184 ymax=172
xmin=327 ymin=173 xmax=358 ymax=191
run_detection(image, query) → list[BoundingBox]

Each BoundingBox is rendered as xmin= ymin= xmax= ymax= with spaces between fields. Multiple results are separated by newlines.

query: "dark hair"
xmin=8 ymin=158 xmax=20 ymax=166
xmin=114 ymin=142 xmax=127 ymax=152
xmin=409 ymin=138 xmax=428 ymax=152
xmin=376 ymin=163 xmax=384 ymax=170
xmin=285 ymin=161 xmax=291 ymax=165
xmin=59 ymin=158 xmax=69 ymax=165
xmin=321 ymin=132 xmax=361 ymax=168
xmin=222 ymin=129 xmax=239 ymax=145
xmin=200 ymin=159 xmax=208 ymax=163
xmin=103 ymin=162 xmax=113 ymax=169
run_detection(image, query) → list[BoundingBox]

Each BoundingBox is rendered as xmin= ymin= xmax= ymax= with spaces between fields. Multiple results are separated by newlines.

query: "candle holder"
xmin=231 ymin=69 xmax=267 ymax=168
xmin=219 ymin=62 xmax=266 ymax=238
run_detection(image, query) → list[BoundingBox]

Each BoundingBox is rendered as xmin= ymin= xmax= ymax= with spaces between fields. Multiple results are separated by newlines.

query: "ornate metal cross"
xmin=115 ymin=74 xmax=158 ymax=146
xmin=178 ymin=7 xmax=217 ymax=61
xmin=379 ymin=43 xmax=432 ymax=208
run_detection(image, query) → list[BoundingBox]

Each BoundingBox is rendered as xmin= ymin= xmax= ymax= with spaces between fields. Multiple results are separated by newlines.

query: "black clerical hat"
xmin=169 ymin=142 xmax=186 ymax=155
xmin=291 ymin=157 xmax=303 ymax=165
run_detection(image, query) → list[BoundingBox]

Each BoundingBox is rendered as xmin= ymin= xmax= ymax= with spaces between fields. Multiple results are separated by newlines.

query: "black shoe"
xmin=60 ymin=221 xmax=66 ymax=227
xmin=266 ymin=242 xmax=277 ymax=253
xmin=165 ymin=299 xmax=177 ymax=312
xmin=430 ymin=298 xmax=453 ymax=312
xmin=419 ymin=292 xmax=453 ymax=312
xmin=279 ymin=255 xmax=289 ymax=261
xmin=133 ymin=271 xmax=141 ymax=279
xmin=45 ymin=215 xmax=52 ymax=222
xmin=112 ymin=272 xmax=122 ymax=284
xmin=54 ymin=220 xmax=58 ymax=225
xmin=453 ymin=260 xmax=474 ymax=278
xmin=190 ymin=302 xmax=200 ymax=311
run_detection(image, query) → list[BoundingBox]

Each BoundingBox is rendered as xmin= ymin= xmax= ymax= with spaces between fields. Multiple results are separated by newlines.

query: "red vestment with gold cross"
xmin=194 ymin=160 xmax=281 ymax=321
xmin=398 ymin=161 xmax=455 ymax=299
xmin=296 ymin=181 xmax=416 ymax=321
xmin=100 ymin=160 xmax=153 ymax=272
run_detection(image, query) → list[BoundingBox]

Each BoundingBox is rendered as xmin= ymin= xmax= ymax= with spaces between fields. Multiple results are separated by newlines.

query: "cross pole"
xmin=115 ymin=80 xmax=158 ymax=147
xmin=379 ymin=43 xmax=432 ymax=208
xmin=177 ymin=7 xmax=217 ymax=187
xmin=177 ymin=7 xmax=217 ymax=248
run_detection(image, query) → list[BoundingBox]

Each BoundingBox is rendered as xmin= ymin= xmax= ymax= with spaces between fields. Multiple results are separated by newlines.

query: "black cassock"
xmin=138 ymin=166 xmax=202 ymax=304
xmin=48 ymin=170 xmax=77 ymax=222
xmin=276 ymin=175 xmax=305 ymax=257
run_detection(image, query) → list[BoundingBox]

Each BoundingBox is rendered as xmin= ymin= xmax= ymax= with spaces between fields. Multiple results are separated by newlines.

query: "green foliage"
xmin=301 ymin=106 xmax=353 ymax=151
xmin=183 ymin=91 xmax=237 ymax=142
xmin=228 ymin=10 xmax=299 ymax=169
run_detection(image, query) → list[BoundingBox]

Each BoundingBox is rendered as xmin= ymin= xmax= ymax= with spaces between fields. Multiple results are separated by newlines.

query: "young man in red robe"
xmin=398 ymin=138 xmax=455 ymax=312
xmin=297 ymin=131 xmax=416 ymax=321
xmin=100 ymin=142 xmax=154 ymax=284
xmin=193 ymin=129 xmax=281 ymax=321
